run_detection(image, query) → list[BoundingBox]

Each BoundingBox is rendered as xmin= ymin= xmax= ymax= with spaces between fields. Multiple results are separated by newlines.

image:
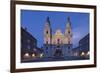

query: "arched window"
xmin=57 ymin=39 xmax=60 ymax=44
xmin=46 ymin=41 xmax=48 ymax=44
xmin=68 ymin=30 xmax=70 ymax=34
xmin=46 ymin=31 xmax=48 ymax=34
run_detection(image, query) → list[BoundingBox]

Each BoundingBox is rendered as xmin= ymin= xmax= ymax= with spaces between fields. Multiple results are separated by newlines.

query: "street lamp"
xmin=24 ymin=53 xmax=30 ymax=58
xmin=32 ymin=53 xmax=35 ymax=58
xmin=40 ymin=53 xmax=43 ymax=58
xmin=87 ymin=51 xmax=90 ymax=56
xmin=81 ymin=52 xmax=85 ymax=56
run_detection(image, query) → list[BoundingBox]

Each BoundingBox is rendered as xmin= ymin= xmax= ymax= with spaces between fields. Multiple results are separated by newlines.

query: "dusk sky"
xmin=21 ymin=10 xmax=89 ymax=48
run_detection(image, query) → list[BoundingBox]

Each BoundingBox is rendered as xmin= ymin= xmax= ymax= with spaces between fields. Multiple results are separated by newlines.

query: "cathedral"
xmin=43 ymin=17 xmax=73 ymax=58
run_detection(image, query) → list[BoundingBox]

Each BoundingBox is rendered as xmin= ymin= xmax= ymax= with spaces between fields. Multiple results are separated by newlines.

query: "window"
xmin=27 ymin=45 xmax=30 ymax=49
xmin=68 ymin=30 xmax=70 ymax=34
xmin=46 ymin=51 xmax=48 ymax=53
xmin=46 ymin=41 xmax=48 ymax=44
xmin=57 ymin=45 xmax=60 ymax=48
xmin=27 ymin=39 xmax=30 ymax=43
xmin=68 ymin=46 xmax=70 ymax=49
xmin=46 ymin=47 xmax=48 ymax=50
xmin=57 ymin=39 xmax=60 ymax=44
xmin=46 ymin=31 xmax=48 ymax=34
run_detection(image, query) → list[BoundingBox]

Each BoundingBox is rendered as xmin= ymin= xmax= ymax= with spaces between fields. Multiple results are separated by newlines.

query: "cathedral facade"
xmin=43 ymin=17 xmax=73 ymax=58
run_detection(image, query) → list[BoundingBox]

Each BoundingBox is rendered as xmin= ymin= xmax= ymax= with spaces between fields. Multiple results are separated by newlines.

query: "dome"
xmin=55 ymin=29 xmax=63 ymax=36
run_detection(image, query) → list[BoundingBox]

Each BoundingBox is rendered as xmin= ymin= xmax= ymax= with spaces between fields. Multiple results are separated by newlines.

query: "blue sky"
xmin=21 ymin=10 xmax=89 ymax=48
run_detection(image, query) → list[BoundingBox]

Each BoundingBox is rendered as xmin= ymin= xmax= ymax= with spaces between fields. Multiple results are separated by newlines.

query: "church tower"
xmin=65 ymin=17 xmax=72 ymax=44
xmin=44 ymin=17 xmax=52 ymax=45
xmin=44 ymin=17 xmax=53 ymax=57
xmin=64 ymin=17 xmax=73 ymax=56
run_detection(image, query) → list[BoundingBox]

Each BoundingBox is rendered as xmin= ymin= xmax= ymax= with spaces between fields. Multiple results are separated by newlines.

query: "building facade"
xmin=21 ymin=27 xmax=43 ymax=61
xmin=79 ymin=33 xmax=89 ymax=58
xmin=72 ymin=46 xmax=80 ymax=57
xmin=43 ymin=17 xmax=73 ymax=58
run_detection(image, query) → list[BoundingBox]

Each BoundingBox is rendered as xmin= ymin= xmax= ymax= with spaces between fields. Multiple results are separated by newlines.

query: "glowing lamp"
xmin=87 ymin=51 xmax=90 ymax=55
xmin=24 ymin=53 xmax=29 ymax=57
xmin=32 ymin=53 xmax=35 ymax=57
xmin=40 ymin=53 xmax=43 ymax=58
xmin=81 ymin=52 xmax=85 ymax=56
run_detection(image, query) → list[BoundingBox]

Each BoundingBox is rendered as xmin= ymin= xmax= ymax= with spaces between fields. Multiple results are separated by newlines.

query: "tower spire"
xmin=64 ymin=16 xmax=72 ymax=44
xmin=67 ymin=17 xmax=71 ymax=28
xmin=68 ymin=17 xmax=70 ymax=22
xmin=44 ymin=16 xmax=52 ymax=44
xmin=46 ymin=16 xmax=50 ymax=25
